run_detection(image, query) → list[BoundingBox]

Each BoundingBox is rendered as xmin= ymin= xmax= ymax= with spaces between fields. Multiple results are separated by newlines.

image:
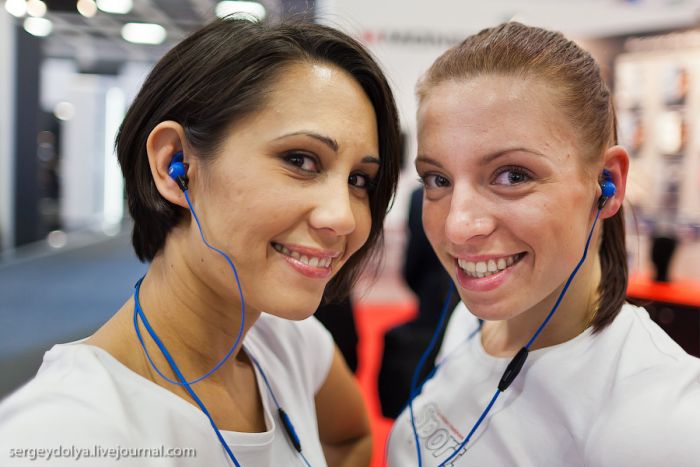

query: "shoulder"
xmin=583 ymin=303 xmax=700 ymax=466
xmin=599 ymin=302 xmax=695 ymax=368
xmin=0 ymin=344 xmax=135 ymax=451
xmin=248 ymin=314 xmax=335 ymax=394
xmin=585 ymin=359 xmax=700 ymax=466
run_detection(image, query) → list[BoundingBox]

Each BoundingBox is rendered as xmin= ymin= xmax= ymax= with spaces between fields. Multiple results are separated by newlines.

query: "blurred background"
xmin=1 ymin=1 xmax=700 ymax=465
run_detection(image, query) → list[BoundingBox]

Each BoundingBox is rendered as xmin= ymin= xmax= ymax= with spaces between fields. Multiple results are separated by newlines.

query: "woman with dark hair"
xmin=0 ymin=18 xmax=401 ymax=466
xmin=388 ymin=22 xmax=700 ymax=466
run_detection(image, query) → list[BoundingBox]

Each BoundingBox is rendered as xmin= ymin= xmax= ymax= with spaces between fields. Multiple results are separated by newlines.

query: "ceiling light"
xmin=23 ymin=16 xmax=52 ymax=36
xmin=4 ymin=0 xmax=27 ymax=17
xmin=121 ymin=22 xmax=166 ymax=45
xmin=96 ymin=0 xmax=132 ymax=15
xmin=77 ymin=0 xmax=97 ymax=18
xmin=26 ymin=0 xmax=46 ymax=17
xmin=216 ymin=1 xmax=266 ymax=21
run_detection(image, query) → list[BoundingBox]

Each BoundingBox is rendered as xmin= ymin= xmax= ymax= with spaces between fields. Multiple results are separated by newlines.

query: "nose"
xmin=309 ymin=178 xmax=357 ymax=236
xmin=443 ymin=184 xmax=496 ymax=245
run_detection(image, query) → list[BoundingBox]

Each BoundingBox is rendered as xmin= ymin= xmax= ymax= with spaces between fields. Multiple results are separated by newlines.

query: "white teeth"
xmin=273 ymin=243 xmax=332 ymax=269
xmin=458 ymin=253 xmax=522 ymax=278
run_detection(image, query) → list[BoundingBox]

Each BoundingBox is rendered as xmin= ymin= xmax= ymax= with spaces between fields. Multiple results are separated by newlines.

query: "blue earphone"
xmin=598 ymin=169 xmax=616 ymax=209
xmin=405 ymin=171 xmax=617 ymax=466
xmin=132 ymin=151 xmax=311 ymax=467
xmin=167 ymin=151 xmax=189 ymax=191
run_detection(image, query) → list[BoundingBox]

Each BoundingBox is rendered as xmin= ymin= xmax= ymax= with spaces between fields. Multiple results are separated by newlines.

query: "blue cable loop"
xmin=435 ymin=208 xmax=604 ymax=466
xmin=133 ymin=189 xmax=246 ymax=386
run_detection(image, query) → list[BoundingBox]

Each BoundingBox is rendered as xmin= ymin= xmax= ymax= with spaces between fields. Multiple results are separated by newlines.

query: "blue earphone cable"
xmin=524 ymin=208 xmax=601 ymax=350
xmin=248 ymin=353 xmax=312 ymax=467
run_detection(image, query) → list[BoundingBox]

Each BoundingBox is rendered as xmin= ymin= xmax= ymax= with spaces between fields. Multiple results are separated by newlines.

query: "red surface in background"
xmin=627 ymin=275 xmax=700 ymax=307
xmin=353 ymin=301 xmax=417 ymax=467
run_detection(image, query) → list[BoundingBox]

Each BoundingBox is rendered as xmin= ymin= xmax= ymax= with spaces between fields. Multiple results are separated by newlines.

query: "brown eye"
xmin=349 ymin=172 xmax=372 ymax=189
xmin=284 ymin=153 xmax=318 ymax=172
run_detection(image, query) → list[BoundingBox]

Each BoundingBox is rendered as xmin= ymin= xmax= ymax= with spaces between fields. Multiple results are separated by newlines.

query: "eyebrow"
xmin=274 ymin=131 xmax=339 ymax=152
xmin=481 ymin=147 xmax=547 ymax=164
xmin=275 ymin=131 xmax=381 ymax=165
xmin=416 ymin=147 xmax=546 ymax=167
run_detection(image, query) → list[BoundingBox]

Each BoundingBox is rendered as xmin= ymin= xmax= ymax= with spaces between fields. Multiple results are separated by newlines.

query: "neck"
xmin=132 ymin=234 xmax=260 ymax=385
xmin=481 ymin=248 xmax=601 ymax=358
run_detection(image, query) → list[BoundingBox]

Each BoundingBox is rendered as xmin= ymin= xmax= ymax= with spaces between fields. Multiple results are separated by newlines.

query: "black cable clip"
xmin=498 ymin=347 xmax=529 ymax=391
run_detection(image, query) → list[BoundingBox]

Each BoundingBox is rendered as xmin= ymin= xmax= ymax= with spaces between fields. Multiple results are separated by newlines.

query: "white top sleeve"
xmin=293 ymin=315 xmax=336 ymax=393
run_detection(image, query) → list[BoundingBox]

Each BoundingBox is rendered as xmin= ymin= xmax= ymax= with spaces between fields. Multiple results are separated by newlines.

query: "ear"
xmin=146 ymin=121 xmax=191 ymax=209
xmin=599 ymin=145 xmax=629 ymax=219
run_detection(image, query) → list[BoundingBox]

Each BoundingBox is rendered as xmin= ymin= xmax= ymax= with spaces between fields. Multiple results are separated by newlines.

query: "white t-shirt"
xmin=0 ymin=314 xmax=335 ymax=466
xmin=388 ymin=302 xmax=700 ymax=466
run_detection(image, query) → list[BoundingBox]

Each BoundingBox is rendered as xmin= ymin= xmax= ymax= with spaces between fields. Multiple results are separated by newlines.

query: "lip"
xmin=271 ymin=242 xmax=341 ymax=280
xmin=272 ymin=242 xmax=342 ymax=259
xmin=453 ymin=253 xmax=526 ymax=292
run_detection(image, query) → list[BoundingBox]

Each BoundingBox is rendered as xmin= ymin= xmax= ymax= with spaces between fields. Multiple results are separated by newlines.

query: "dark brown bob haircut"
xmin=417 ymin=22 xmax=627 ymax=332
xmin=116 ymin=18 xmax=401 ymax=300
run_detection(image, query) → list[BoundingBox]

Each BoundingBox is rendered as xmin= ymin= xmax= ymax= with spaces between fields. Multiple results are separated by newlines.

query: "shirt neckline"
xmin=50 ymin=340 xmax=277 ymax=447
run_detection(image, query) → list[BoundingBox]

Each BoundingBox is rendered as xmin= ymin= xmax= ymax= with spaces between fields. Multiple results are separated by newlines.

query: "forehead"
xmin=265 ymin=61 xmax=371 ymax=114
xmin=221 ymin=61 xmax=379 ymax=155
xmin=417 ymin=75 xmax=580 ymax=160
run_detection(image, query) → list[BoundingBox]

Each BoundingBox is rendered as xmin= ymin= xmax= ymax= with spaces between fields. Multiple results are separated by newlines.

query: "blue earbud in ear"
xmin=598 ymin=169 xmax=616 ymax=209
xmin=168 ymin=151 xmax=189 ymax=191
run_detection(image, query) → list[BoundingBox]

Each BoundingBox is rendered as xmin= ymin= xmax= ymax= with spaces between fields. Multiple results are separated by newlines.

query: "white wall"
xmin=41 ymin=59 xmax=152 ymax=232
xmin=0 ymin=12 xmax=16 ymax=252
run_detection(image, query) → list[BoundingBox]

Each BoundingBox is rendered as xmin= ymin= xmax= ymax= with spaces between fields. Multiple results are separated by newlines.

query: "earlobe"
xmin=600 ymin=145 xmax=630 ymax=219
xmin=146 ymin=121 xmax=191 ymax=209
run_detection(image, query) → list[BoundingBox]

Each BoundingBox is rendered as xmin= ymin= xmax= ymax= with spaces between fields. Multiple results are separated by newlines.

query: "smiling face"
xmin=417 ymin=75 xmax=600 ymax=322
xmin=186 ymin=62 xmax=379 ymax=319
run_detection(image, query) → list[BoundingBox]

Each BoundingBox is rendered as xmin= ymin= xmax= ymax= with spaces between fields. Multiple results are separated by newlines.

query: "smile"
xmin=272 ymin=242 xmax=334 ymax=268
xmin=457 ymin=253 xmax=526 ymax=278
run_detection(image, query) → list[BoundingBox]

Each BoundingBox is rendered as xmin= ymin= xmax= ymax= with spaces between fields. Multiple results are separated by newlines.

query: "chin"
xmin=460 ymin=296 xmax=522 ymax=322
xmin=263 ymin=295 xmax=323 ymax=322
